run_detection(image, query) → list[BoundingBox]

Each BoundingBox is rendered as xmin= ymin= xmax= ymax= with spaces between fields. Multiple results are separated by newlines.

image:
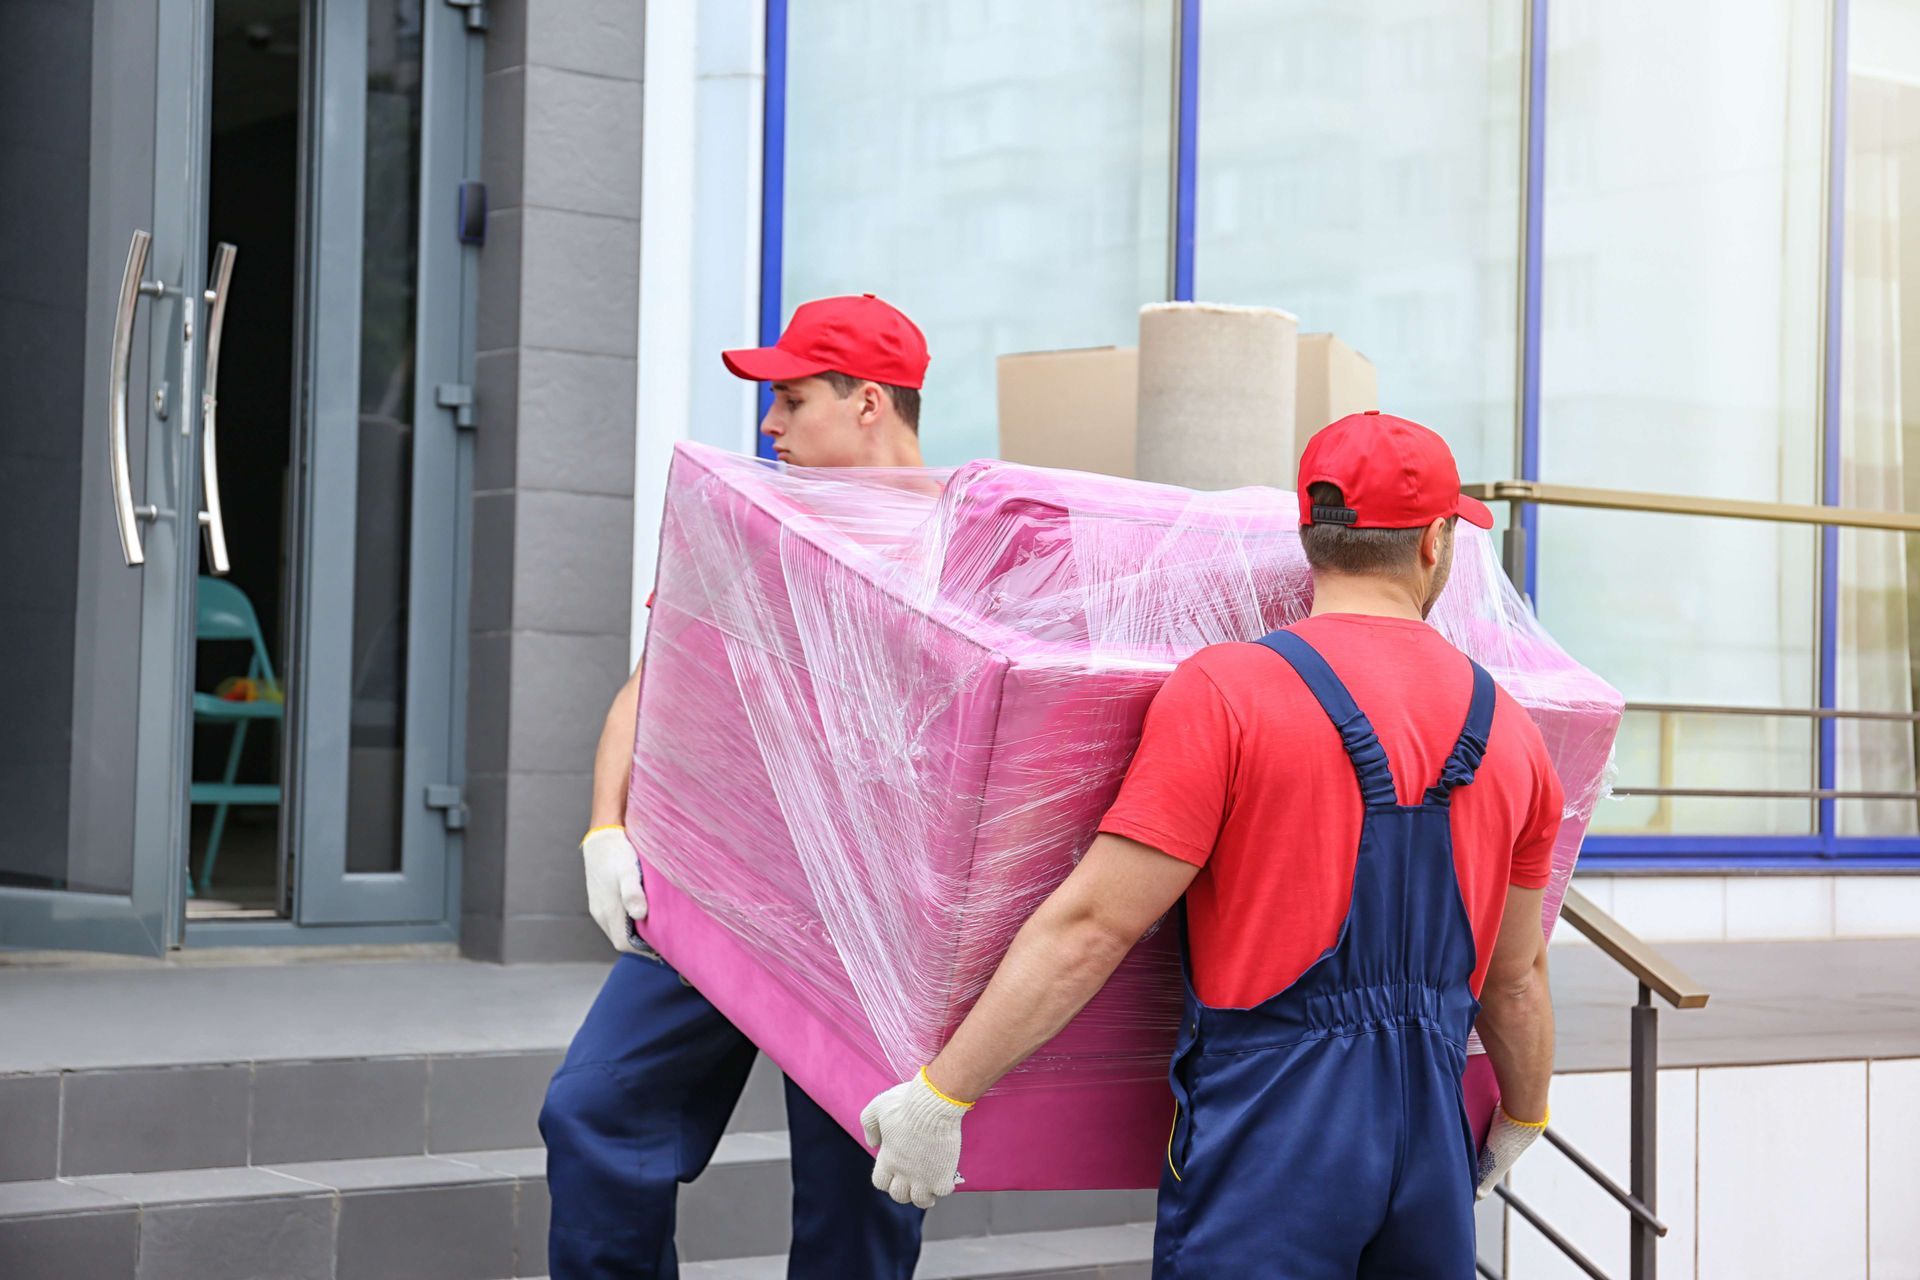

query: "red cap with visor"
xmin=722 ymin=293 xmax=930 ymax=389
xmin=1297 ymin=411 xmax=1493 ymax=530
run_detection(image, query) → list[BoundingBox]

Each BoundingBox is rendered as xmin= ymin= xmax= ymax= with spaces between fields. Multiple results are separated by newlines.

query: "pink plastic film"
xmin=630 ymin=443 xmax=1621 ymax=1190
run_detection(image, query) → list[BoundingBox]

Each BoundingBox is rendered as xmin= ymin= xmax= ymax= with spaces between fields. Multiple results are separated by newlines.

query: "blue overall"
xmin=540 ymin=952 xmax=925 ymax=1279
xmin=1153 ymin=628 xmax=1493 ymax=1279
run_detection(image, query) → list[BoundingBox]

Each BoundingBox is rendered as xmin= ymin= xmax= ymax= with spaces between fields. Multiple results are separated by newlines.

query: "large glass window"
xmin=1194 ymin=0 xmax=1524 ymax=484
xmin=1537 ymin=0 xmax=1829 ymax=836
xmin=783 ymin=0 xmax=1174 ymax=466
xmin=1839 ymin=0 xmax=1920 ymax=835
xmin=1538 ymin=0 xmax=1827 ymax=500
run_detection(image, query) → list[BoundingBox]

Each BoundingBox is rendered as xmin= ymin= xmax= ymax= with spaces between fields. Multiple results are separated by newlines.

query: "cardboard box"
xmin=995 ymin=346 xmax=1138 ymax=479
xmin=1294 ymin=333 xmax=1379 ymax=464
xmin=998 ymin=335 xmax=1375 ymax=480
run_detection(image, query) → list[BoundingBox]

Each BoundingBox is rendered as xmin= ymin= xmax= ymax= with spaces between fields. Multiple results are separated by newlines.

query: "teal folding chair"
xmin=190 ymin=577 xmax=283 ymax=896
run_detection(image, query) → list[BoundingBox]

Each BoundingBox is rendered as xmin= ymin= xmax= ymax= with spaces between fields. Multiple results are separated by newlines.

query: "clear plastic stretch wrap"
xmin=628 ymin=441 xmax=1622 ymax=1191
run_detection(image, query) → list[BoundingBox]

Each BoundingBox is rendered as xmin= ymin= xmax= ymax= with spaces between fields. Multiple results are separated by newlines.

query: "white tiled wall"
xmin=1836 ymin=876 xmax=1920 ymax=940
xmin=1696 ymin=1061 xmax=1867 ymax=1279
xmin=1507 ymin=1070 xmax=1697 ymax=1280
xmin=1608 ymin=877 xmax=1728 ymax=942
xmin=1723 ymin=877 xmax=1835 ymax=941
xmin=1505 ymin=1058 xmax=1912 ymax=1279
xmin=1871 ymin=1059 xmax=1920 ymax=1279
xmin=1563 ymin=874 xmax=1920 ymax=942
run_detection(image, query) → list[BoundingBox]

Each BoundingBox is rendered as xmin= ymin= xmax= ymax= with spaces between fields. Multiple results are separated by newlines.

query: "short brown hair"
xmin=820 ymin=370 xmax=921 ymax=433
xmin=1299 ymin=483 xmax=1447 ymax=575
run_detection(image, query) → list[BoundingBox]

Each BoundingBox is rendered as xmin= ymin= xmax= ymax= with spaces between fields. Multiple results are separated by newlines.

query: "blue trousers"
xmin=540 ymin=952 xmax=925 ymax=1279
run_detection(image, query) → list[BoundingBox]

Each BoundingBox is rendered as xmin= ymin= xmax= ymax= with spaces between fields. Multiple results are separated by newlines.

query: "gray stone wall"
xmin=464 ymin=0 xmax=644 ymax=962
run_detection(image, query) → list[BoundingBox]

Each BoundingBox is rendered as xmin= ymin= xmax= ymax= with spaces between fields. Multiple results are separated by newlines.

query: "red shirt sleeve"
xmin=1096 ymin=657 xmax=1240 ymax=867
xmin=1510 ymin=731 xmax=1564 ymax=889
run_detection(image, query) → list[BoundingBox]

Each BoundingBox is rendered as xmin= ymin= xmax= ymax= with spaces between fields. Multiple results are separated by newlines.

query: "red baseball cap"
xmin=1297 ymin=411 xmax=1493 ymax=530
xmin=722 ymin=294 xmax=930 ymax=389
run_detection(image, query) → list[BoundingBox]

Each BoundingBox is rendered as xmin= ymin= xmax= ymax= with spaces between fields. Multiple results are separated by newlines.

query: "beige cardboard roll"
xmin=1135 ymin=302 xmax=1298 ymax=491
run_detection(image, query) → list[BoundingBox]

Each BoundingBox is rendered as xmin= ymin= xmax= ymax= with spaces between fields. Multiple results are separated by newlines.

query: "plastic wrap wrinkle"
xmin=629 ymin=442 xmax=1623 ymax=1191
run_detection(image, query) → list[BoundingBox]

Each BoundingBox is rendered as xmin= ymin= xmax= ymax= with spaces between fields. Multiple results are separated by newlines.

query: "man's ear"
xmin=1422 ymin=517 xmax=1449 ymax=567
xmin=859 ymin=382 xmax=886 ymax=425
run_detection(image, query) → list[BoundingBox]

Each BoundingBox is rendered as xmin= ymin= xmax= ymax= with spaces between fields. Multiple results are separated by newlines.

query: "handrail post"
xmin=1630 ymin=982 xmax=1658 ymax=1280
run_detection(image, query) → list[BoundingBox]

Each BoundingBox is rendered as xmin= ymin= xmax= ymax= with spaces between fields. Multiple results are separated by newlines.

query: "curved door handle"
xmin=198 ymin=243 xmax=237 ymax=575
xmin=110 ymin=229 xmax=157 ymax=567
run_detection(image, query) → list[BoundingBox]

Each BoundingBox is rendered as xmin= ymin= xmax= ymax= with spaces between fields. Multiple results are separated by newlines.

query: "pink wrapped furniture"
xmin=629 ymin=443 xmax=1621 ymax=1191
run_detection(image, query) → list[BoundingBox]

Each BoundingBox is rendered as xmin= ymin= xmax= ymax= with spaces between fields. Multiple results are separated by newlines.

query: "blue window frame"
xmin=758 ymin=0 xmax=1920 ymax=869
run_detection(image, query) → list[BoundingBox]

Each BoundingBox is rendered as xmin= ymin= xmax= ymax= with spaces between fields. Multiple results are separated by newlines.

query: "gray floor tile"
xmin=922 ymin=1189 xmax=994 ymax=1240
xmin=135 ymin=1196 xmax=335 ymax=1280
xmin=914 ymin=1224 xmax=1158 ymax=1279
xmin=0 ymin=1178 xmax=132 ymax=1218
xmin=252 ymin=1057 xmax=429 ymax=1164
xmin=679 ymin=1256 xmax=787 ymax=1280
xmin=0 ymin=1074 xmax=59 ymax=1181
xmin=427 ymin=1051 xmax=564 ymax=1152
xmin=336 ymin=1182 xmax=516 ymax=1280
xmin=443 ymin=1145 xmax=546 ymax=1178
xmin=0 ymin=960 xmax=605 ymax=1074
xmin=726 ymin=1057 xmax=787 ymax=1133
xmin=513 ymin=1178 xmax=551 ymax=1277
xmin=676 ymin=1152 xmax=792 ymax=1262
xmin=984 ymin=1189 xmax=1155 ymax=1236
xmin=0 ymin=1206 xmax=139 ymax=1280
xmin=263 ymin=1154 xmax=505 ymax=1192
xmin=73 ymin=1165 xmax=329 ymax=1205
xmin=62 ymin=1064 xmax=250 ymax=1176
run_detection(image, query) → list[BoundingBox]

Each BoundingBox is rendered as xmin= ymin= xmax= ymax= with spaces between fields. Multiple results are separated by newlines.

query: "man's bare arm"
xmin=923 ymin=834 xmax=1200 ymax=1102
xmin=589 ymin=661 xmax=644 ymax=831
xmin=1473 ymin=884 xmax=1554 ymax=1122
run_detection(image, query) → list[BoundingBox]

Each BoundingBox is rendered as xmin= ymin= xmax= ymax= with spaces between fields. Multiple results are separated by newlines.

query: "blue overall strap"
xmin=1255 ymin=629 xmax=1398 ymax=809
xmin=1423 ymin=659 xmax=1496 ymax=806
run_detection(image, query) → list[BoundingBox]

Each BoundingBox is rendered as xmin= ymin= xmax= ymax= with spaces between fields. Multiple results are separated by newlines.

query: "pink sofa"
xmin=629 ymin=443 xmax=1621 ymax=1191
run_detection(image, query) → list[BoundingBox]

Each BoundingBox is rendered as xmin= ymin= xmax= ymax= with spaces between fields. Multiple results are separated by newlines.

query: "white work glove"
xmin=581 ymin=826 xmax=647 ymax=953
xmin=861 ymin=1069 xmax=972 ymax=1209
xmin=1475 ymin=1105 xmax=1549 ymax=1199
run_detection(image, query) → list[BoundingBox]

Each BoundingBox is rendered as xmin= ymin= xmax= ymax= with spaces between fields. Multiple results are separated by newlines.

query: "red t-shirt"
xmin=1097 ymin=614 xmax=1563 ymax=1007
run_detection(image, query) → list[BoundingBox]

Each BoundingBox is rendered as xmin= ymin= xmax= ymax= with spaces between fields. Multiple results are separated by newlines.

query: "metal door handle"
xmin=110 ymin=229 xmax=160 ymax=567
xmin=198 ymin=243 xmax=237 ymax=575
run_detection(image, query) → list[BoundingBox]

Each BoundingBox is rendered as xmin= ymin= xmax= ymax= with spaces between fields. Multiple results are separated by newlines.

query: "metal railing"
xmin=1465 ymin=476 xmax=1920 ymax=823
xmin=1461 ymin=478 xmax=1920 ymax=535
xmin=1475 ymin=891 xmax=1710 ymax=1280
xmin=1445 ymin=476 xmax=1920 ymax=1273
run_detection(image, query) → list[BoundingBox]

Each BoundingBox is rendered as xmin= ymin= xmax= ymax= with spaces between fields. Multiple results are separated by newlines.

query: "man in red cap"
xmin=861 ymin=413 xmax=1563 ymax=1277
xmin=542 ymin=295 xmax=931 ymax=1280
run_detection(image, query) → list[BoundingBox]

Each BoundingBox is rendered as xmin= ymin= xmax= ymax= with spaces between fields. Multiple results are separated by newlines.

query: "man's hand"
xmin=1475 ymin=1105 xmax=1548 ymax=1199
xmin=860 ymin=1070 xmax=972 ymax=1209
xmin=581 ymin=827 xmax=647 ymax=953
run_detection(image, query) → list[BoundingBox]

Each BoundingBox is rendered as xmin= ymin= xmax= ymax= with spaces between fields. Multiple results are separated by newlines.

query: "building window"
xmin=1535 ymin=0 xmax=1830 ymax=838
xmin=1839 ymin=0 xmax=1920 ymax=836
xmin=1193 ymin=0 xmax=1525 ymax=485
xmin=781 ymin=0 xmax=1175 ymax=466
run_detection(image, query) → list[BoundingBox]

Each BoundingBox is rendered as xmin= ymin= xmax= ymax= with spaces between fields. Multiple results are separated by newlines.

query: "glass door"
xmin=288 ymin=0 xmax=477 ymax=927
xmin=0 ymin=0 xmax=214 ymax=953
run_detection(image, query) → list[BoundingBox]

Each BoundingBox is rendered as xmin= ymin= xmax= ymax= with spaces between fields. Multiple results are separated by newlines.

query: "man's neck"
xmin=862 ymin=425 xmax=923 ymax=469
xmin=1306 ymin=571 xmax=1426 ymax=622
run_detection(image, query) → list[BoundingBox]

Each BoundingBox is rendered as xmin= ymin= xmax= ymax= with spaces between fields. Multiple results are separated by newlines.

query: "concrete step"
xmin=678 ymin=1130 xmax=1158 ymax=1263
xmin=0 ymin=1130 xmax=1161 ymax=1279
xmin=677 ymin=1222 xmax=1157 ymax=1279
xmin=0 ymin=1046 xmax=790 ymax=1184
xmin=0 ymin=1047 xmax=569 ymax=1181
xmin=0 ymin=1149 xmax=549 ymax=1280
